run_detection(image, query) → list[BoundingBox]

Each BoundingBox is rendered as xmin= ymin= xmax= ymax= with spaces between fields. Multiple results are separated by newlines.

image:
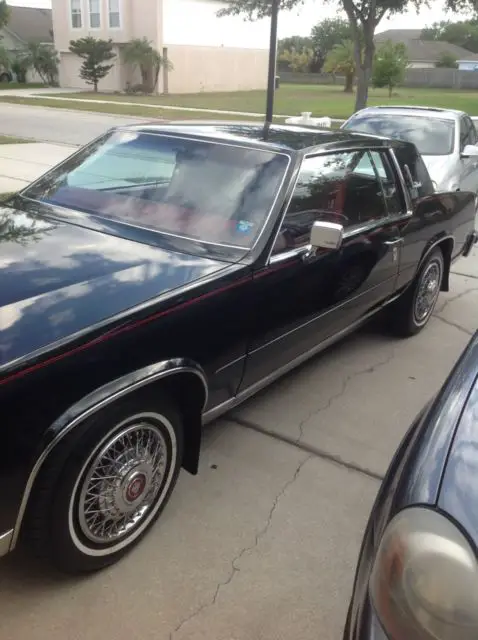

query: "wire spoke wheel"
xmin=413 ymin=259 xmax=442 ymax=326
xmin=77 ymin=422 xmax=167 ymax=544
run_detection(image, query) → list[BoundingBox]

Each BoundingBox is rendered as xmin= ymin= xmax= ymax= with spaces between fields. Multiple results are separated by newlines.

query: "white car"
xmin=342 ymin=106 xmax=478 ymax=201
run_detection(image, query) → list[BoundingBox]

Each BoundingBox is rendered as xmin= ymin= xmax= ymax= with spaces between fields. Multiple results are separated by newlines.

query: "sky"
xmin=7 ymin=0 xmax=474 ymax=37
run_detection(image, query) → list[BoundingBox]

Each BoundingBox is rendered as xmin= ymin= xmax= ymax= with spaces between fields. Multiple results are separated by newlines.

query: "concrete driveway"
xmin=0 ymin=246 xmax=476 ymax=640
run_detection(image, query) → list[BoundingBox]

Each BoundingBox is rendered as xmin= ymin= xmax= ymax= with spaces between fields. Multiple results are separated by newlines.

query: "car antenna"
xmin=263 ymin=0 xmax=280 ymax=141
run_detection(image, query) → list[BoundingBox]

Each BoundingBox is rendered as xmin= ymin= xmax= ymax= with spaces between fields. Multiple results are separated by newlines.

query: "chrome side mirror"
xmin=461 ymin=144 xmax=478 ymax=158
xmin=310 ymin=221 xmax=344 ymax=251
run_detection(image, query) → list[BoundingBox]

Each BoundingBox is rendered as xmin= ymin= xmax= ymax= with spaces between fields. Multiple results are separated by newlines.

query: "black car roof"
xmin=119 ymin=121 xmax=404 ymax=155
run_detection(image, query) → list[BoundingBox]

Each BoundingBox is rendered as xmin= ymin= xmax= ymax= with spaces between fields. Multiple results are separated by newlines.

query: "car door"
xmin=239 ymin=147 xmax=403 ymax=389
xmin=459 ymin=115 xmax=478 ymax=196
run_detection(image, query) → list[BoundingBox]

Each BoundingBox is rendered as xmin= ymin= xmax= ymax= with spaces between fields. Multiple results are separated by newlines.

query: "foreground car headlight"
xmin=369 ymin=507 xmax=478 ymax=639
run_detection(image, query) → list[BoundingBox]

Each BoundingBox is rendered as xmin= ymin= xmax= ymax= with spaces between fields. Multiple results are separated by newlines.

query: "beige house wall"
xmin=52 ymin=0 xmax=162 ymax=51
xmin=53 ymin=0 xmax=270 ymax=94
xmin=164 ymin=45 xmax=269 ymax=94
xmin=58 ymin=47 xmax=124 ymax=91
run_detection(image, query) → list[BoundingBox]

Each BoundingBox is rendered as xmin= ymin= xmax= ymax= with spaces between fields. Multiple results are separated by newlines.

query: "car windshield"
xmin=344 ymin=114 xmax=455 ymax=156
xmin=22 ymin=130 xmax=290 ymax=248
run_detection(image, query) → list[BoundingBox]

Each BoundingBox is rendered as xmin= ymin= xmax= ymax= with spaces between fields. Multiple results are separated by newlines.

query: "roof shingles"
xmin=375 ymin=29 xmax=478 ymax=62
xmin=3 ymin=5 xmax=53 ymax=44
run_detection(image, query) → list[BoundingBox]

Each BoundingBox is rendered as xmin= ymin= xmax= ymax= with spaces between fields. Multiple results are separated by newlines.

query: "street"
xmin=0 ymin=103 xmax=477 ymax=640
xmin=0 ymin=102 xmax=147 ymax=146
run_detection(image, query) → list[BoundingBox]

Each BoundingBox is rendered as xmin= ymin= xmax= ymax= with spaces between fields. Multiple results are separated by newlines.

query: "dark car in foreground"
xmin=1 ymin=122 xmax=477 ymax=574
xmin=344 ymin=331 xmax=478 ymax=640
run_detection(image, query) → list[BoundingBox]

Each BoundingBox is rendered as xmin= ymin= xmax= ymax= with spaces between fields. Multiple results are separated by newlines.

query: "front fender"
xmin=10 ymin=358 xmax=207 ymax=550
xmin=46 ymin=358 xmax=207 ymax=441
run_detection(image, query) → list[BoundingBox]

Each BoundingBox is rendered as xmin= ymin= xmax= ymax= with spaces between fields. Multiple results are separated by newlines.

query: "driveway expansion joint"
xmin=433 ymin=315 xmax=473 ymax=336
xmin=169 ymin=454 xmax=313 ymax=639
xmin=451 ymin=271 xmax=478 ymax=280
xmin=229 ymin=416 xmax=384 ymax=483
xmin=435 ymin=285 xmax=478 ymax=315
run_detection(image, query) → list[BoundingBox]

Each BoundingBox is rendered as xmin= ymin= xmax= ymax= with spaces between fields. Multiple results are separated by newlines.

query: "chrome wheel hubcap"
xmin=414 ymin=261 xmax=441 ymax=324
xmin=78 ymin=423 xmax=167 ymax=544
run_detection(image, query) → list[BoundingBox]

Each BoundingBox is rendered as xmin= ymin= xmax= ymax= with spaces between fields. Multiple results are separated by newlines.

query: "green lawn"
xmin=0 ymin=95 xmax=287 ymax=121
xmin=3 ymin=83 xmax=478 ymax=121
xmin=0 ymin=135 xmax=29 ymax=144
xmin=43 ymin=83 xmax=478 ymax=119
xmin=0 ymin=82 xmax=46 ymax=90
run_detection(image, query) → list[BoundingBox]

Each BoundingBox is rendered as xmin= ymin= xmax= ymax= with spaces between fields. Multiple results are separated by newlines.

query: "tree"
xmin=11 ymin=55 xmax=28 ymax=84
xmin=278 ymin=35 xmax=312 ymax=55
xmin=69 ymin=37 xmax=116 ymax=92
xmin=311 ymin=18 xmax=353 ymax=70
xmin=123 ymin=37 xmax=172 ymax=93
xmin=372 ymin=40 xmax=408 ymax=96
xmin=0 ymin=1 xmax=10 ymax=29
xmin=422 ymin=20 xmax=478 ymax=53
xmin=218 ymin=0 xmax=424 ymax=114
xmin=324 ymin=40 xmax=356 ymax=92
xmin=278 ymin=46 xmax=314 ymax=72
xmin=23 ymin=43 xmax=59 ymax=85
xmin=435 ymin=51 xmax=459 ymax=68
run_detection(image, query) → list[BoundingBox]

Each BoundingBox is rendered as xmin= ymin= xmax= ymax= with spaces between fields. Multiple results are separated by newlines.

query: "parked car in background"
xmin=344 ymin=331 xmax=478 ymax=640
xmin=0 ymin=123 xmax=476 ymax=574
xmin=342 ymin=106 xmax=478 ymax=203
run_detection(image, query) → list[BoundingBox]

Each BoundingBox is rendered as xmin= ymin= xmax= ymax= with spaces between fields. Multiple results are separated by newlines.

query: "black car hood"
xmin=0 ymin=207 xmax=230 ymax=368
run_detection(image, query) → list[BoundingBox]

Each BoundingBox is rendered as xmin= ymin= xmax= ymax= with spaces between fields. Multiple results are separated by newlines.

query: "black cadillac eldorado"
xmin=0 ymin=122 xmax=476 ymax=574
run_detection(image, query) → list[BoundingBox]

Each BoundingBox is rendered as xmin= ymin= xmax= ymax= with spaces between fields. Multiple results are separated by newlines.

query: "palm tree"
xmin=23 ymin=42 xmax=59 ymax=85
xmin=0 ymin=1 xmax=10 ymax=29
xmin=123 ymin=37 xmax=172 ymax=93
xmin=323 ymin=40 xmax=356 ymax=93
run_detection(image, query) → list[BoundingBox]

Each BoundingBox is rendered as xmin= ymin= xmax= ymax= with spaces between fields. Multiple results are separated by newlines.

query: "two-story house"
xmin=52 ymin=0 xmax=270 ymax=93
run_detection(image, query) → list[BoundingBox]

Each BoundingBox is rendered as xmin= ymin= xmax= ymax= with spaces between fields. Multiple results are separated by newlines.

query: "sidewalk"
xmin=0 ymin=142 xmax=76 ymax=192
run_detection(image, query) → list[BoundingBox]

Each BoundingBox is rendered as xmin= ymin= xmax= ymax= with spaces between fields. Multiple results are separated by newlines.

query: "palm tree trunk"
xmin=344 ymin=72 xmax=354 ymax=93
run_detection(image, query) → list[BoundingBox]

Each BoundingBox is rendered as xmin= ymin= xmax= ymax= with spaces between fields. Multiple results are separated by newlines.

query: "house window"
xmin=71 ymin=0 xmax=82 ymax=28
xmin=109 ymin=0 xmax=121 ymax=28
xmin=89 ymin=0 xmax=101 ymax=28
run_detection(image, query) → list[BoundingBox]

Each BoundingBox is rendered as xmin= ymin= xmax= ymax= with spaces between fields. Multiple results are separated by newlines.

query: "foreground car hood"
xmin=0 ymin=207 xmax=229 ymax=367
xmin=437 ymin=332 xmax=478 ymax=547
xmin=422 ymin=154 xmax=457 ymax=191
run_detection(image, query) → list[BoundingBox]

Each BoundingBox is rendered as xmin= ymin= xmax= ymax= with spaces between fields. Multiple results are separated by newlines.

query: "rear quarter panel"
xmin=397 ymin=190 xmax=475 ymax=290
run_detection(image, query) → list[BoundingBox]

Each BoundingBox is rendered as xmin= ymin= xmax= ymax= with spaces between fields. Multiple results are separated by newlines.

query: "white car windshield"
xmin=23 ymin=130 xmax=290 ymax=249
xmin=344 ymin=114 xmax=455 ymax=156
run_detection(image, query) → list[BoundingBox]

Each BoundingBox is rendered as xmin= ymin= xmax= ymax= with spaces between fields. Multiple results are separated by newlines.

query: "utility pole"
xmin=265 ymin=0 xmax=279 ymax=126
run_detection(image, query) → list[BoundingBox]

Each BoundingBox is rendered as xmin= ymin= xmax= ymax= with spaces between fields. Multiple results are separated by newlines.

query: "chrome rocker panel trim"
xmin=0 ymin=530 xmax=13 ymax=558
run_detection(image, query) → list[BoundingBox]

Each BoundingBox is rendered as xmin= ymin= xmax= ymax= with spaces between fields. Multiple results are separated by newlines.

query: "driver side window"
xmin=272 ymin=149 xmax=392 ymax=254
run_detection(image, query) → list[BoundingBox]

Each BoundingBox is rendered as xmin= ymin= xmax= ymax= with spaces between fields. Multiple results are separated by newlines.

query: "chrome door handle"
xmin=384 ymin=238 xmax=404 ymax=246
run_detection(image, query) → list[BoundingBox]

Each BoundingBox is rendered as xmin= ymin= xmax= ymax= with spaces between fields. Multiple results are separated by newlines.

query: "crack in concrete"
xmin=294 ymin=349 xmax=396 ymax=444
xmin=169 ymin=455 xmax=312 ymax=639
xmin=433 ymin=314 xmax=473 ymax=336
xmin=435 ymin=286 xmax=478 ymax=315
